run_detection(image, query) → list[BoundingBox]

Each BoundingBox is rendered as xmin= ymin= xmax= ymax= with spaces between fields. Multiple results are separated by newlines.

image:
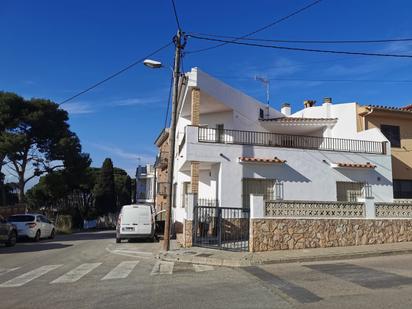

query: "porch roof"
xmin=331 ymin=162 xmax=377 ymax=169
xmin=238 ymin=156 xmax=287 ymax=164
xmin=259 ymin=117 xmax=337 ymax=134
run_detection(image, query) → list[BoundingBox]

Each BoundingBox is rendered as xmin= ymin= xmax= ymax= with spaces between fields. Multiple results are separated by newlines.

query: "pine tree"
xmin=94 ymin=158 xmax=116 ymax=215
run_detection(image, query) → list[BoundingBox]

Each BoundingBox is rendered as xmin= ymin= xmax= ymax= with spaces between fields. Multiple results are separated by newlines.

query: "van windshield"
xmin=122 ymin=206 xmax=151 ymax=225
xmin=8 ymin=215 xmax=35 ymax=222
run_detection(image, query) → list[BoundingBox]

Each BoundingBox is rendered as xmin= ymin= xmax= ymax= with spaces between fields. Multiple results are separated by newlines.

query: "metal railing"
xmin=265 ymin=200 xmax=365 ymax=218
xmin=198 ymin=127 xmax=386 ymax=154
xmin=375 ymin=202 xmax=412 ymax=218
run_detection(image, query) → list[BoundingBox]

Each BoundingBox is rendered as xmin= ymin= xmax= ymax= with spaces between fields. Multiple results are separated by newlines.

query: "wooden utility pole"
xmin=163 ymin=30 xmax=185 ymax=251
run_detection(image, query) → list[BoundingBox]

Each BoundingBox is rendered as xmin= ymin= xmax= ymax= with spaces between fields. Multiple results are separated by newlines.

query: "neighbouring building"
xmin=357 ymin=105 xmax=412 ymax=200
xmin=135 ymin=164 xmax=155 ymax=206
xmin=154 ymin=128 xmax=170 ymax=220
xmin=172 ymin=67 xmax=393 ymax=227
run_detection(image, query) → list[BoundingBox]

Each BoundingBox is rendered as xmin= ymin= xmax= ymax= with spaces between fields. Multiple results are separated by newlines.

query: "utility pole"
xmin=163 ymin=30 xmax=185 ymax=251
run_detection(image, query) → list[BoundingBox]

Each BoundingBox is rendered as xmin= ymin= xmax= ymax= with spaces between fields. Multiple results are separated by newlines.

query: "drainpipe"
xmin=363 ymin=107 xmax=374 ymax=131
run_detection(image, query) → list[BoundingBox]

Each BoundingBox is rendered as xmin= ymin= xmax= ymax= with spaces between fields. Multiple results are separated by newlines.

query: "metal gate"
xmin=193 ymin=205 xmax=250 ymax=252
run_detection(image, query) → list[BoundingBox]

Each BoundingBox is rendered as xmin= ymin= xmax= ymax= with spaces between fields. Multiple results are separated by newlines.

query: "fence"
xmin=376 ymin=202 xmax=412 ymax=218
xmin=198 ymin=127 xmax=386 ymax=154
xmin=265 ymin=200 xmax=365 ymax=218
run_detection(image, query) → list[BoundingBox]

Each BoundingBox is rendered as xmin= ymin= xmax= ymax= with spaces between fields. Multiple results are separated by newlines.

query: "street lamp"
xmin=143 ymin=59 xmax=163 ymax=69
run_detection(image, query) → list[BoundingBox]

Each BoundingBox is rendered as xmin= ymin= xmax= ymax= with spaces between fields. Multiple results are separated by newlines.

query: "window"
xmin=259 ymin=108 xmax=264 ymax=119
xmin=242 ymin=178 xmax=275 ymax=209
xmin=216 ymin=124 xmax=224 ymax=143
xmin=393 ymin=180 xmax=412 ymax=199
xmin=381 ymin=124 xmax=401 ymax=148
xmin=336 ymin=182 xmax=365 ymax=202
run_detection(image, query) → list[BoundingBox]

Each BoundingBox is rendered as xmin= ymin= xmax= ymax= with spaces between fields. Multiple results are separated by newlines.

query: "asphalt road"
xmin=1 ymin=231 xmax=412 ymax=309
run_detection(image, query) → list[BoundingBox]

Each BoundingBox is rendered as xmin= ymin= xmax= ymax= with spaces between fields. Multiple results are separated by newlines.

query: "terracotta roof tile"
xmin=260 ymin=117 xmax=337 ymax=122
xmin=334 ymin=162 xmax=376 ymax=169
xmin=239 ymin=156 xmax=286 ymax=164
xmin=367 ymin=105 xmax=412 ymax=113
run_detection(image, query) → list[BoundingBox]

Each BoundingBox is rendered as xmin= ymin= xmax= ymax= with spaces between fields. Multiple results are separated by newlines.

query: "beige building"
xmin=154 ymin=128 xmax=170 ymax=220
xmin=358 ymin=104 xmax=412 ymax=199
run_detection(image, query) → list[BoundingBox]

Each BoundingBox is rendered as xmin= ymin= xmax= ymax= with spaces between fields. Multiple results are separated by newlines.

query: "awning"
xmin=331 ymin=162 xmax=376 ymax=169
xmin=238 ymin=156 xmax=286 ymax=164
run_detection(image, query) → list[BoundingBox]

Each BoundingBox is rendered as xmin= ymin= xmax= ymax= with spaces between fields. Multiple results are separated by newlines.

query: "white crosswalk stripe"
xmin=51 ymin=263 xmax=101 ymax=284
xmin=0 ymin=265 xmax=62 ymax=288
xmin=193 ymin=264 xmax=214 ymax=272
xmin=151 ymin=261 xmax=174 ymax=275
xmin=0 ymin=267 xmax=20 ymax=276
xmin=101 ymin=261 xmax=139 ymax=280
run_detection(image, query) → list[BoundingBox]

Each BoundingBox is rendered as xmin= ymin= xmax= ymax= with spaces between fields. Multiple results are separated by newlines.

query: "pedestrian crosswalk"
xmin=0 ymin=261 xmax=215 ymax=288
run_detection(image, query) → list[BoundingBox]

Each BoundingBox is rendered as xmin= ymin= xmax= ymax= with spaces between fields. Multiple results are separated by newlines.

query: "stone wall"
xmin=250 ymin=218 xmax=412 ymax=252
xmin=178 ymin=219 xmax=192 ymax=248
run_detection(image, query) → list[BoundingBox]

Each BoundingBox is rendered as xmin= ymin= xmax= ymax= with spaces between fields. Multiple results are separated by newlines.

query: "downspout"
xmin=363 ymin=107 xmax=374 ymax=131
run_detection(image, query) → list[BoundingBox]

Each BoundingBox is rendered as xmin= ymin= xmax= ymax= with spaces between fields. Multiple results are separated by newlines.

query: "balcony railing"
xmin=198 ymin=127 xmax=386 ymax=154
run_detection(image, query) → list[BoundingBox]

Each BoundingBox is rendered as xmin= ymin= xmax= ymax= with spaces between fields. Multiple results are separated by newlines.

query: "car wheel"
xmin=116 ymin=238 xmax=121 ymax=243
xmin=34 ymin=230 xmax=41 ymax=242
xmin=5 ymin=231 xmax=17 ymax=247
xmin=49 ymin=229 xmax=55 ymax=239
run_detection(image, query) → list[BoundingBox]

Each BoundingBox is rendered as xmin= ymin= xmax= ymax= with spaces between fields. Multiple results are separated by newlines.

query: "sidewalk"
xmin=157 ymin=241 xmax=412 ymax=267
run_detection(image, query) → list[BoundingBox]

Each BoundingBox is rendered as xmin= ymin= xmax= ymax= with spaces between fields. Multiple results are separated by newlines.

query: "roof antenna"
xmin=255 ymin=75 xmax=270 ymax=118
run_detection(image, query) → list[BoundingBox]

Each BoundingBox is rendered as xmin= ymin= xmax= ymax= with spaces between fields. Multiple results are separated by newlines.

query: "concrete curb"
xmin=157 ymin=247 xmax=412 ymax=268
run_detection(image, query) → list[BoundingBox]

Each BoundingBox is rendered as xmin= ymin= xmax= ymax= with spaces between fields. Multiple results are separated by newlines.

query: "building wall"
xmin=362 ymin=112 xmax=412 ymax=180
xmin=178 ymin=126 xmax=393 ymax=209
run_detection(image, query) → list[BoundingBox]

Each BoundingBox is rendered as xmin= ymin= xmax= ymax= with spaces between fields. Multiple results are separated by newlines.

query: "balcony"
xmin=197 ymin=127 xmax=386 ymax=155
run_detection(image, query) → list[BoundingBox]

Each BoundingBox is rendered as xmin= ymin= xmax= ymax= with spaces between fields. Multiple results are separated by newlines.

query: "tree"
xmin=0 ymin=92 xmax=26 ymax=205
xmin=114 ymin=168 xmax=132 ymax=208
xmin=94 ymin=158 xmax=116 ymax=215
xmin=1 ymin=94 xmax=90 ymax=202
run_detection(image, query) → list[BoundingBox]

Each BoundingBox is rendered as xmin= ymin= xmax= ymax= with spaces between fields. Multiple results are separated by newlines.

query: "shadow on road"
xmin=0 ymin=242 xmax=73 ymax=254
xmin=54 ymin=230 xmax=116 ymax=242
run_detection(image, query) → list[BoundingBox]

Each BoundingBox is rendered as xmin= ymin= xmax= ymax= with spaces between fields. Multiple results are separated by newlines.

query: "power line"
xmin=188 ymin=32 xmax=412 ymax=44
xmin=188 ymin=34 xmax=412 ymax=59
xmin=171 ymin=0 xmax=182 ymax=31
xmin=59 ymin=42 xmax=173 ymax=105
xmin=186 ymin=0 xmax=323 ymax=54
xmin=164 ymin=75 xmax=173 ymax=128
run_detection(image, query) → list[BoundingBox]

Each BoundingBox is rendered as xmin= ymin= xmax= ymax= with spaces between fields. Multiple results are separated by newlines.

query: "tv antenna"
xmin=255 ymin=75 xmax=270 ymax=118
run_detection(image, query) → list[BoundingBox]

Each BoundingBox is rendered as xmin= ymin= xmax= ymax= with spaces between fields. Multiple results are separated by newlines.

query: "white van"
xmin=116 ymin=204 xmax=155 ymax=243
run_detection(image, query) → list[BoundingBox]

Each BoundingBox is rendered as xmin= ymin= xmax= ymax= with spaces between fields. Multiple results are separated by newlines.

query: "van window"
xmin=122 ymin=206 xmax=151 ymax=225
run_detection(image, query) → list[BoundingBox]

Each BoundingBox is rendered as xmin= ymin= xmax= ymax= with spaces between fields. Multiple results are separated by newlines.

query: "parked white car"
xmin=8 ymin=214 xmax=55 ymax=241
xmin=116 ymin=204 xmax=155 ymax=243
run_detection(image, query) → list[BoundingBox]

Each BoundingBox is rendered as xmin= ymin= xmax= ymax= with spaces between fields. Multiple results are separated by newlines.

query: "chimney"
xmin=281 ymin=103 xmax=291 ymax=116
xmin=323 ymin=97 xmax=332 ymax=117
xmin=323 ymin=97 xmax=332 ymax=104
xmin=303 ymin=100 xmax=316 ymax=109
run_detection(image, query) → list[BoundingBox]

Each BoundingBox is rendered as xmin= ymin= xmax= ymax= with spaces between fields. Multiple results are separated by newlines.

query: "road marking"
xmin=151 ymin=261 xmax=174 ymax=275
xmin=0 ymin=267 xmax=20 ymax=276
xmin=0 ymin=265 xmax=62 ymax=288
xmin=193 ymin=264 xmax=214 ymax=272
xmin=51 ymin=263 xmax=101 ymax=284
xmin=101 ymin=261 xmax=139 ymax=280
xmin=306 ymin=263 xmax=412 ymax=289
xmin=243 ymin=266 xmax=322 ymax=304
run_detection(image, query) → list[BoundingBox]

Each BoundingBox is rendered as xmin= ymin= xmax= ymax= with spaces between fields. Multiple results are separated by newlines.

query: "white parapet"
xmin=358 ymin=197 xmax=376 ymax=219
xmin=250 ymin=194 xmax=264 ymax=218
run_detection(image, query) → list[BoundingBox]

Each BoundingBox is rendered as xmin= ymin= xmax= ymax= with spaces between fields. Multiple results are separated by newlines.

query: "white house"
xmin=172 ymin=68 xmax=393 ymax=223
xmin=136 ymin=164 xmax=155 ymax=205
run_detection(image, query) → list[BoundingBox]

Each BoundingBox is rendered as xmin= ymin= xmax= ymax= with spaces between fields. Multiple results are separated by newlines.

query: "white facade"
xmin=172 ymin=68 xmax=393 ymax=223
xmin=136 ymin=164 xmax=155 ymax=205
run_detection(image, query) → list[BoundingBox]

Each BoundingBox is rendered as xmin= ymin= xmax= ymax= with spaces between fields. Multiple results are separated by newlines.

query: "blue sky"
xmin=2 ymin=0 xmax=412 ymax=179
